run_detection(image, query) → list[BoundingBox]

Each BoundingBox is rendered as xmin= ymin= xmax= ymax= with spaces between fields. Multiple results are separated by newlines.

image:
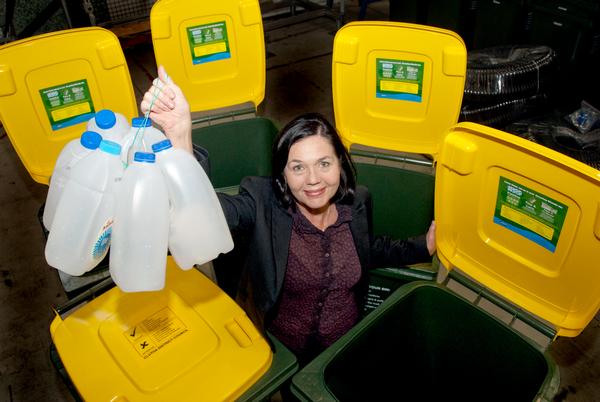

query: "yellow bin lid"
xmin=332 ymin=21 xmax=600 ymax=338
xmin=436 ymin=122 xmax=600 ymax=338
xmin=50 ymin=258 xmax=272 ymax=401
xmin=332 ymin=21 xmax=466 ymax=156
xmin=0 ymin=27 xmax=138 ymax=184
xmin=150 ymin=0 xmax=265 ymax=112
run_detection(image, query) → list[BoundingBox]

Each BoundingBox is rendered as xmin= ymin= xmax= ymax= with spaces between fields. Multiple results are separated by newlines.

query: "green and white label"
xmin=39 ymin=79 xmax=95 ymax=131
xmin=376 ymin=58 xmax=424 ymax=102
xmin=187 ymin=21 xmax=230 ymax=65
xmin=494 ymin=177 xmax=567 ymax=252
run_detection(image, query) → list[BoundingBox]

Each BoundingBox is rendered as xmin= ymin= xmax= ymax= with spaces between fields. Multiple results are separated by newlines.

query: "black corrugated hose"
xmin=460 ymin=45 xmax=559 ymax=128
xmin=463 ymin=45 xmax=558 ymax=102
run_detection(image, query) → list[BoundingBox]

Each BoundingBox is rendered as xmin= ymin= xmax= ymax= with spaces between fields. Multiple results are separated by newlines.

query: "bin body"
xmin=353 ymin=156 xmax=437 ymax=314
xmin=363 ymin=265 xmax=435 ymax=314
xmin=292 ymin=282 xmax=557 ymax=401
xmin=191 ymin=117 xmax=277 ymax=190
xmin=354 ymin=160 xmax=434 ymax=239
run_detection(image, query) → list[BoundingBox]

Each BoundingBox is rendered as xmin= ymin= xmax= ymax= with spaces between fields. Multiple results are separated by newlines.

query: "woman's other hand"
xmin=140 ymin=65 xmax=193 ymax=153
xmin=426 ymin=220 xmax=436 ymax=256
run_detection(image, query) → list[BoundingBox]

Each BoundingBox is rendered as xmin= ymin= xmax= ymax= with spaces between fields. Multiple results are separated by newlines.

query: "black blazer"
xmin=217 ymin=176 xmax=430 ymax=328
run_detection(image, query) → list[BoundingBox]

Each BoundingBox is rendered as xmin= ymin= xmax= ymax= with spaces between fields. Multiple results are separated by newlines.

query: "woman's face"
xmin=284 ymin=135 xmax=341 ymax=214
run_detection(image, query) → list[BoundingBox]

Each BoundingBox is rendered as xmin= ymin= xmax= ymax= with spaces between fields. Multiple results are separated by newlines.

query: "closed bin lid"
xmin=332 ymin=22 xmax=466 ymax=156
xmin=150 ymin=0 xmax=265 ymax=112
xmin=0 ymin=27 xmax=137 ymax=184
xmin=436 ymin=122 xmax=600 ymax=338
xmin=50 ymin=257 xmax=272 ymax=401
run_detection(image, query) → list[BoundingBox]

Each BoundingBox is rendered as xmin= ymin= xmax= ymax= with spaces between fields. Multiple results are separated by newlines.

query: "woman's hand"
xmin=426 ymin=220 xmax=436 ymax=256
xmin=140 ymin=65 xmax=193 ymax=154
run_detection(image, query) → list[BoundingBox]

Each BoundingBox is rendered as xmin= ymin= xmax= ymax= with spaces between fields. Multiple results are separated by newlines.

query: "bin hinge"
xmin=191 ymin=102 xmax=257 ymax=129
xmin=443 ymin=269 xmax=557 ymax=349
xmin=53 ymin=276 xmax=115 ymax=319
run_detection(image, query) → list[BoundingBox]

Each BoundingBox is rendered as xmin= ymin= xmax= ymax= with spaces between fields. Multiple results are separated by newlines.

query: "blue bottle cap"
xmin=132 ymin=116 xmax=152 ymax=128
xmin=152 ymin=139 xmax=173 ymax=153
xmin=134 ymin=152 xmax=156 ymax=163
xmin=80 ymin=131 xmax=102 ymax=150
xmin=95 ymin=110 xmax=116 ymax=129
xmin=99 ymin=140 xmax=122 ymax=155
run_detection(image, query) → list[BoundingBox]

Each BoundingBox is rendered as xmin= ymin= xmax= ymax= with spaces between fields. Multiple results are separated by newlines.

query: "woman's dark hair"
xmin=271 ymin=112 xmax=356 ymax=208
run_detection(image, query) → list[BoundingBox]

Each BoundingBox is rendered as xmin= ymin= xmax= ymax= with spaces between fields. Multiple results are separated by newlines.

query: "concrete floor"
xmin=1 ymin=1 xmax=599 ymax=401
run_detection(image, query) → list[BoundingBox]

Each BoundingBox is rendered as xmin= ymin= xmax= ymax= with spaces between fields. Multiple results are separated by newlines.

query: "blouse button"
xmin=324 ymin=253 xmax=330 ymax=257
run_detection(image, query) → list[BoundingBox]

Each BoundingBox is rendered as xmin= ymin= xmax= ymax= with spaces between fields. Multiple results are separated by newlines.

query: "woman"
xmin=141 ymin=66 xmax=436 ymax=365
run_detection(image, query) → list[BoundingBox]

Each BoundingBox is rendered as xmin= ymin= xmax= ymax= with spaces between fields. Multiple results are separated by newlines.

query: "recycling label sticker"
xmin=494 ymin=176 xmax=567 ymax=252
xmin=124 ymin=308 xmax=188 ymax=359
xmin=187 ymin=21 xmax=231 ymax=65
xmin=39 ymin=79 xmax=95 ymax=131
xmin=376 ymin=58 xmax=424 ymax=102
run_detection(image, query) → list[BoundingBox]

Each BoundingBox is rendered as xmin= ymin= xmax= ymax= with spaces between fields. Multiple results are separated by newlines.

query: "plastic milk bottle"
xmin=86 ymin=109 xmax=129 ymax=143
xmin=110 ymin=152 xmax=170 ymax=292
xmin=45 ymin=140 xmax=123 ymax=275
xmin=152 ymin=139 xmax=233 ymax=269
xmin=43 ymin=130 xmax=102 ymax=231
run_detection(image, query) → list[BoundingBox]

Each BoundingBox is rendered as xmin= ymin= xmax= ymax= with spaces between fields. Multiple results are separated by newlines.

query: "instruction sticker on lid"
xmin=494 ymin=177 xmax=568 ymax=252
xmin=124 ymin=307 xmax=188 ymax=359
xmin=376 ymin=59 xmax=424 ymax=102
xmin=39 ymin=79 xmax=95 ymax=131
xmin=187 ymin=21 xmax=231 ymax=65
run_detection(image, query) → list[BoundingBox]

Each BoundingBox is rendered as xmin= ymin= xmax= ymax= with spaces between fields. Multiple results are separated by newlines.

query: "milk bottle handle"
xmin=127 ymin=118 xmax=151 ymax=163
xmin=126 ymin=77 xmax=168 ymax=167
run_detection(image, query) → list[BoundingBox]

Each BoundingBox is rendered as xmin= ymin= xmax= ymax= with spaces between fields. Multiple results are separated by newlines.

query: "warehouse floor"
xmin=1 ymin=1 xmax=599 ymax=401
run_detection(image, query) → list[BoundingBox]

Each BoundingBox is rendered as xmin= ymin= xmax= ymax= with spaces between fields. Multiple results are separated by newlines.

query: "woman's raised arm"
xmin=140 ymin=65 xmax=193 ymax=154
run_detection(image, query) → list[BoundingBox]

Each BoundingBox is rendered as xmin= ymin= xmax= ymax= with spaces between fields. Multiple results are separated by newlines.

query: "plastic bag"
xmin=566 ymin=101 xmax=600 ymax=134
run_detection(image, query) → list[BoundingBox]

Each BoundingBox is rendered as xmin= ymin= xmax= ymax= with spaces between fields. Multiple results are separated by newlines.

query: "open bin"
xmin=343 ymin=17 xmax=456 ymax=314
xmin=150 ymin=0 xmax=276 ymax=191
xmin=0 ymin=27 xmax=139 ymax=296
xmin=290 ymin=21 xmax=600 ymax=401
xmin=50 ymin=257 xmax=298 ymax=401
xmin=292 ymin=280 xmax=559 ymax=401
xmin=150 ymin=0 xmax=279 ymax=297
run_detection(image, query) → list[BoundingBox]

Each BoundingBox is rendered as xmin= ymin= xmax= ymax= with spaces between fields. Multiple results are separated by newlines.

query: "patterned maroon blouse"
xmin=267 ymin=204 xmax=362 ymax=363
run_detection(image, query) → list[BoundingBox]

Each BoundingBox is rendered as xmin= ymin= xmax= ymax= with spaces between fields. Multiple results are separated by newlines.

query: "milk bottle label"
xmin=93 ymin=218 xmax=113 ymax=260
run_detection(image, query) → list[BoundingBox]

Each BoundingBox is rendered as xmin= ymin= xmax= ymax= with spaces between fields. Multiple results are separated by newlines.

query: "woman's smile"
xmin=304 ymin=188 xmax=326 ymax=197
